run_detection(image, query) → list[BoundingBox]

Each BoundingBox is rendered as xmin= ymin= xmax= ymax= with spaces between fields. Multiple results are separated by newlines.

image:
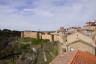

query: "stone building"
xmin=64 ymin=28 xmax=96 ymax=55
xmin=52 ymin=27 xmax=67 ymax=53
xmin=41 ymin=32 xmax=54 ymax=41
xmin=53 ymin=27 xmax=66 ymax=43
xmin=83 ymin=20 xmax=96 ymax=30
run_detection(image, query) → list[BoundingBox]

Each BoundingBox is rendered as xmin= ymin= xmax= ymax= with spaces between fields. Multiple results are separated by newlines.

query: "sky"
xmin=0 ymin=0 xmax=96 ymax=31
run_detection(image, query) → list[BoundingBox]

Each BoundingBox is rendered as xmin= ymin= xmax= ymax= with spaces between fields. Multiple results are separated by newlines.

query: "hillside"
xmin=0 ymin=37 xmax=59 ymax=64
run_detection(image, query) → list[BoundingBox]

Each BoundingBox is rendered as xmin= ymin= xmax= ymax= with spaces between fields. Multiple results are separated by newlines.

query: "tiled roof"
xmin=67 ymin=30 xmax=92 ymax=37
xmin=50 ymin=50 xmax=96 ymax=64
xmin=67 ymin=40 xmax=95 ymax=48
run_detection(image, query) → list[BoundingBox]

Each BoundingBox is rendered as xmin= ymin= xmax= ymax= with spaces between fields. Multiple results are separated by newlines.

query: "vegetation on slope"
xmin=0 ymin=36 xmax=59 ymax=64
xmin=15 ymin=37 xmax=58 ymax=64
xmin=0 ymin=29 xmax=21 ymax=64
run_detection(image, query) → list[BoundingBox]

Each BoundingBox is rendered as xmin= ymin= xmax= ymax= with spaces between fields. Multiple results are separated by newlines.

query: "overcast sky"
xmin=0 ymin=0 xmax=96 ymax=31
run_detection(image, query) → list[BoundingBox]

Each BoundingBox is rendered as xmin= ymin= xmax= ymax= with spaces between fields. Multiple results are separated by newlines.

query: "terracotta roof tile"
xmin=50 ymin=50 xmax=96 ymax=64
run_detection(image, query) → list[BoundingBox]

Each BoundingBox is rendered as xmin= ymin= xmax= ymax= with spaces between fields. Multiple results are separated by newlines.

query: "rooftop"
xmin=50 ymin=50 xmax=96 ymax=64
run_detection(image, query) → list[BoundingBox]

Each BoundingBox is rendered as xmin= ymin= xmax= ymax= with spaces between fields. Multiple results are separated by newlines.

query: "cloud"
xmin=0 ymin=0 xmax=96 ymax=31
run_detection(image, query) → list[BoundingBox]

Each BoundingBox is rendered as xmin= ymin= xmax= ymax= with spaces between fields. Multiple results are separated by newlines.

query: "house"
xmin=65 ymin=29 xmax=96 ymax=55
xmin=83 ymin=20 xmax=96 ymax=30
xmin=41 ymin=32 xmax=54 ymax=41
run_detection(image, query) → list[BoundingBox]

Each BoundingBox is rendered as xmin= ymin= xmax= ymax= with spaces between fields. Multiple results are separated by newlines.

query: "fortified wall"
xmin=21 ymin=27 xmax=66 ymax=42
xmin=21 ymin=31 xmax=40 ymax=39
xmin=21 ymin=31 xmax=56 ymax=41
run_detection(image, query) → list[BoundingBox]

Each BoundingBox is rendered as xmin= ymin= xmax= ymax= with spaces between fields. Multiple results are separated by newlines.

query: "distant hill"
xmin=0 ymin=29 xmax=21 ymax=38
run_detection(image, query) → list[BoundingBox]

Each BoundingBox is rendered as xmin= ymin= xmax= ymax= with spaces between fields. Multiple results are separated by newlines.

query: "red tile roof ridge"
xmin=50 ymin=50 xmax=96 ymax=64
xmin=67 ymin=50 xmax=79 ymax=64
xmin=68 ymin=50 xmax=96 ymax=64
xmin=78 ymin=50 xmax=96 ymax=58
